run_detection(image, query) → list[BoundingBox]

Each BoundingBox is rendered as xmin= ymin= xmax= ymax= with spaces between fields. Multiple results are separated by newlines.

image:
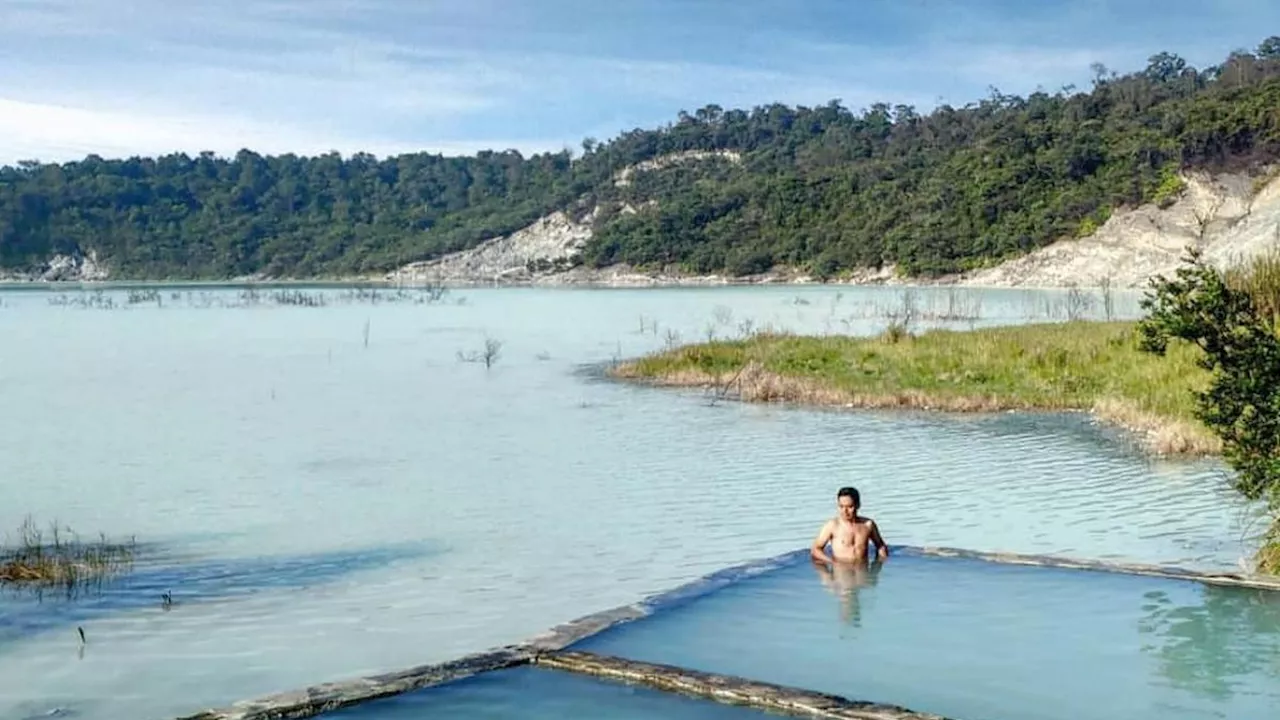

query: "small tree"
xmin=1137 ymin=248 xmax=1280 ymax=571
xmin=457 ymin=338 xmax=503 ymax=369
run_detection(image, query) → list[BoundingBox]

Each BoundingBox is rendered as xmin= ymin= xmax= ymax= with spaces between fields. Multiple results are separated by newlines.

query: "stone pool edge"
xmin=525 ymin=546 xmax=807 ymax=651
xmin=903 ymin=545 xmax=1280 ymax=591
xmin=170 ymin=544 xmax=1280 ymax=719
xmin=534 ymin=650 xmax=956 ymax=720
xmin=172 ymin=645 xmax=531 ymax=720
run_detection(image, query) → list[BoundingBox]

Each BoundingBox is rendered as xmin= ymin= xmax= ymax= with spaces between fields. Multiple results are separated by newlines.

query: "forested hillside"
xmin=3 ymin=36 xmax=1280 ymax=280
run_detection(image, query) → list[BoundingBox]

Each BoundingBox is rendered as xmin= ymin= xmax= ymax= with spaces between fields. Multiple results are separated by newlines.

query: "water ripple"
xmin=0 ymin=285 xmax=1262 ymax=720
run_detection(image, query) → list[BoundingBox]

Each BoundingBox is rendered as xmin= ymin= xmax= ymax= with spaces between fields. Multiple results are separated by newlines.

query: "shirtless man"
xmin=810 ymin=486 xmax=888 ymax=564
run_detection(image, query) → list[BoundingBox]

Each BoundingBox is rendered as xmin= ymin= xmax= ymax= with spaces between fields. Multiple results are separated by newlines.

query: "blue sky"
xmin=0 ymin=0 xmax=1276 ymax=164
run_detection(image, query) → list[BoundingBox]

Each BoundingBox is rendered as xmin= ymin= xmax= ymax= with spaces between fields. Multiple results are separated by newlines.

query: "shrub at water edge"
xmin=1137 ymin=248 xmax=1280 ymax=573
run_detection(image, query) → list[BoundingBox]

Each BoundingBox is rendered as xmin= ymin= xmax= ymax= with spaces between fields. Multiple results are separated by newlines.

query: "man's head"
xmin=836 ymin=486 xmax=860 ymax=520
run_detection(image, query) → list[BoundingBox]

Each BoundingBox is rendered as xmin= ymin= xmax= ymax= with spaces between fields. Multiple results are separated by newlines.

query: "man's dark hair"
xmin=836 ymin=486 xmax=860 ymax=505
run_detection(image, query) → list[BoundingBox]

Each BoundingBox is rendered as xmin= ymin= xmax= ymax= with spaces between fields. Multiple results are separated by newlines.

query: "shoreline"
xmin=0 ymin=270 xmax=1133 ymax=292
xmin=3 ymin=160 xmax=1277 ymax=293
xmin=607 ymin=323 xmax=1221 ymax=458
xmin=609 ymin=363 xmax=1217 ymax=457
xmin=0 ymin=258 xmax=1134 ymax=292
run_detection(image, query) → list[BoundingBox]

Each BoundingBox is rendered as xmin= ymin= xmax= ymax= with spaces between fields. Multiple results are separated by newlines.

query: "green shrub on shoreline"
xmin=1139 ymin=249 xmax=1280 ymax=574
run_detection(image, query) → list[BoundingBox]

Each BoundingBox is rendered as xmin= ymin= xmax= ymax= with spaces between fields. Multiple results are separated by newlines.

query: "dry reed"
xmin=0 ymin=517 xmax=136 ymax=596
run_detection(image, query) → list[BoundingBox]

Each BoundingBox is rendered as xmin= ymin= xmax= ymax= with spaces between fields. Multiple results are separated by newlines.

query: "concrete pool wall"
xmin=174 ymin=545 xmax=1280 ymax=720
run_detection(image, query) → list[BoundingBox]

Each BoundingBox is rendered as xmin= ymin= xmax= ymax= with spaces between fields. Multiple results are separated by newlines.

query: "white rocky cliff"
xmin=0 ymin=251 xmax=109 ymax=282
xmin=386 ymin=210 xmax=598 ymax=285
xmin=958 ymin=169 xmax=1280 ymax=288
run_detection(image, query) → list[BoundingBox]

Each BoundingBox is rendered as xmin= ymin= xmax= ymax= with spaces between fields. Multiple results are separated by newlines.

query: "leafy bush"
xmin=1137 ymin=249 xmax=1280 ymax=571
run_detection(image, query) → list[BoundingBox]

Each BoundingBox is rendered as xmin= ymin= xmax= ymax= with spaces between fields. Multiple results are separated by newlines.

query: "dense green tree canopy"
xmin=3 ymin=36 xmax=1280 ymax=280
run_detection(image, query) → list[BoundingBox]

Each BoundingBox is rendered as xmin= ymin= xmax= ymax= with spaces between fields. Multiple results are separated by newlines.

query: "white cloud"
xmin=0 ymin=97 xmax=567 ymax=164
xmin=0 ymin=0 xmax=549 ymax=162
xmin=1 ymin=0 xmax=1274 ymax=164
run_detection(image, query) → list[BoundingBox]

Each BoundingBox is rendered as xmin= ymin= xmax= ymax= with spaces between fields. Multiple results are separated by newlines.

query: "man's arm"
xmin=810 ymin=520 xmax=834 ymax=563
xmin=868 ymin=519 xmax=889 ymax=559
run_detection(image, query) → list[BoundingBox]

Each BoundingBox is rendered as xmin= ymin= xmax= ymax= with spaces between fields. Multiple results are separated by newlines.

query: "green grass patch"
xmin=1151 ymin=165 xmax=1186 ymax=208
xmin=1226 ymin=246 xmax=1280 ymax=330
xmin=617 ymin=321 xmax=1216 ymax=454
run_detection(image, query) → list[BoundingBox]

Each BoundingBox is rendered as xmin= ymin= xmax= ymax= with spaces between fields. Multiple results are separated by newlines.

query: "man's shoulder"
xmin=857 ymin=515 xmax=878 ymax=527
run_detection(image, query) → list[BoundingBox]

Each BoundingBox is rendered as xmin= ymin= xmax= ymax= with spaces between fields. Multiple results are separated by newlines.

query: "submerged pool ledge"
xmin=173 ymin=646 xmax=532 ymax=720
xmin=903 ymin=545 xmax=1280 ymax=591
xmin=171 ymin=545 xmax=1280 ymax=719
xmin=534 ymin=650 xmax=956 ymax=720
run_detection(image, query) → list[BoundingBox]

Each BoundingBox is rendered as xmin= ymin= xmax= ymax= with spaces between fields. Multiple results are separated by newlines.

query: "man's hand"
xmin=869 ymin=520 xmax=889 ymax=561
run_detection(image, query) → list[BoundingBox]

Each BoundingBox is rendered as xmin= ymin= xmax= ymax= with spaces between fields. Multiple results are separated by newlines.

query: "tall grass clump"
xmin=0 ymin=517 xmax=136 ymax=597
xmin=1224 ymin=243 xmax=1280 ymax=329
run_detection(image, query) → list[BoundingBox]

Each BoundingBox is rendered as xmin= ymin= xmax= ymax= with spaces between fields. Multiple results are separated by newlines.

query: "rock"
xmin=387 ymin=209 xmax=596 ymax=285
xmin=0 ymin=250 xmax=109 ymax=283
xmin=958 ymin=168 xmax=1280 ymax=288
xmin=535 ymin=650 xmax=956 ymax=720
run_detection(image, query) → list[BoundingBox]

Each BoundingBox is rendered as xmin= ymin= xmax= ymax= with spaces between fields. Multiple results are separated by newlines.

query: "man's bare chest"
xmin=833 ymin=521 xmax=869 ymax=544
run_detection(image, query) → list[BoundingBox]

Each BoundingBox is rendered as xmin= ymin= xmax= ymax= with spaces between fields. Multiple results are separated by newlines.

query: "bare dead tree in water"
xmin=636 ymin=315 xmax=660 ymax=336
xmin=706 ymin=363 xmax=752 ymax=407
xmin=458 ymin=337 xmax=503 ymax=369
xmin=663 ymin=327 xmax=682 ymax=350
xmin=880 ymin=288 xmax=920 ymax=341
xmin=422 ymin=280 xmax=449 ymax=303
xmin=1064 ymin=283 xmax=1094 ymax=321
xmin=1098 ymin=276 xmax=1116 ymax=321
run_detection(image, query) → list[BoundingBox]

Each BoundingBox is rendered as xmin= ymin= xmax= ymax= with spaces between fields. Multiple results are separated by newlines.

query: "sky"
xmin=0 ymin=0 xmax=1277 ymax=165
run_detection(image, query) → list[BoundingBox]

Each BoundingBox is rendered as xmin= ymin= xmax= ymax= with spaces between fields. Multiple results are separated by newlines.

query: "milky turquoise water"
xmin=324 ymin=664 xmax=779 ymax=720
xmin=0 ymin=283 xmax=1265 ymax=720
xmin=573 ymin=551 xmax=1280 ymax=720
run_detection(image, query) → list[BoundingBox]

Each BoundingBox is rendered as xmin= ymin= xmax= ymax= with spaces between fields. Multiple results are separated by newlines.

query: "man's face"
xmin=838 ymin=496 xmax=857 ymax=520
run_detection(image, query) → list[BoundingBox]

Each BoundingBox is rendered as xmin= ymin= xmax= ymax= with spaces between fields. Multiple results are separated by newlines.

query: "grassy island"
xmin=613 ymin=320 xmax=1216 ymax=456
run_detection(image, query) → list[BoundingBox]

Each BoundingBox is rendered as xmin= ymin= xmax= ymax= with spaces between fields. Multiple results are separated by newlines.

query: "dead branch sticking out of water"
xmin=43 ymin=283 xmax=461 ymax=311
xmin=820 ymin=285 xmax=1129 ymax=332
xmin=704 ymin=362 xmax=752 ymax=407
xmin=815 ymin=288 xmax=984 ymax=334
xmin=0 ymin=517 xmax=136 ymax=599
xmin=457 ymin=337 xmax=503 ymax=368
